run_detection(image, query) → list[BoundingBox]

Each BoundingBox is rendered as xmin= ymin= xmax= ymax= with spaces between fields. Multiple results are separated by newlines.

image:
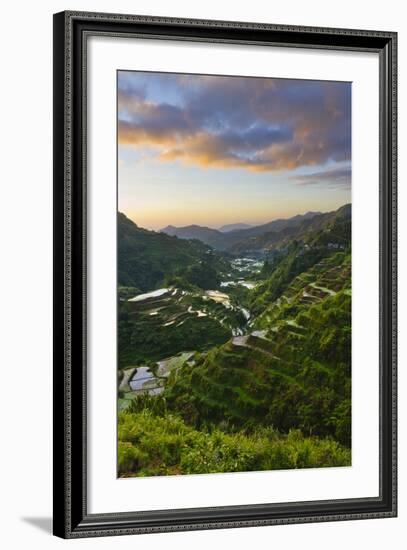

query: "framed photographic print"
xmin=53 ymin=11 xmax=397 ymax=538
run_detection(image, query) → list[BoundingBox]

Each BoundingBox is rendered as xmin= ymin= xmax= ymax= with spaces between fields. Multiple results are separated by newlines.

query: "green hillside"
xmin=117 ymin=204 xmax=352 ymax=477
xmin=164 ymin=253 xmax=351 ymax=446
xmin=118 ymin=212 xmax=228 ymax=292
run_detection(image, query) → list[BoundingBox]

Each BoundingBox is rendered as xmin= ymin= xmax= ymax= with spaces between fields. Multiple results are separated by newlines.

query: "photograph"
xmin=117 ymin=70 xmax=352 ymax=478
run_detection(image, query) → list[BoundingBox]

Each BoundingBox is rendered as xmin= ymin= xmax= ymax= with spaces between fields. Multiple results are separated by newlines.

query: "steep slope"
xmin=165 ymin=251 xmax=351 ymax=446
xmin=118 ymin=212 xmax=228 ymax=291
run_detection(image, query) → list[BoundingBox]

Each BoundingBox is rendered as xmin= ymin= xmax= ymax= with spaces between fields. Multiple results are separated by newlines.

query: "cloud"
xmin=292 ymin=167 xmax=351 ymax=188
xmin=118 ymin=72 xmax=351 ymax=173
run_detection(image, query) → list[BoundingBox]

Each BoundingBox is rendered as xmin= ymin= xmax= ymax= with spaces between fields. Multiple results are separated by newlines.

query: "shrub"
xmin=117 ymin=411 xmax=351 ymax=477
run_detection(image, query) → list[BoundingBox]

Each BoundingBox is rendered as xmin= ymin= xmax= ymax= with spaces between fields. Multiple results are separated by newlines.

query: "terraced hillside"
xmin=252 ymin=252 xmax=351 ymax=328
xmin=118 ymin=287 xmax=248 ymax=368
xmin=164 ymin=252 xmax=351 ymax=446
xmin=118 ymin=204 xmax=352 ymax=476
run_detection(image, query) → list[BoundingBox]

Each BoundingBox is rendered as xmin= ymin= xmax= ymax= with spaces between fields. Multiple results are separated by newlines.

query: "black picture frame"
xmin=53 ymin=10 xmax=397 ymax=539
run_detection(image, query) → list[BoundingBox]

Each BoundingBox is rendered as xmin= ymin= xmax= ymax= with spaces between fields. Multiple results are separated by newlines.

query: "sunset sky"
xmin=118 ymin=71 xmax=351 ymax=230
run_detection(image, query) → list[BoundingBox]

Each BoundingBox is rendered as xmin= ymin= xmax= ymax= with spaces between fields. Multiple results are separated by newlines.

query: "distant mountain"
xmin=160 ymin=224 xmax=225 ymax=249
xmin=230 ymin=211 xmax=322 ymax=239
xmin=219 ymin=223 xmax=253 ymax=233
xmin=229 ymin=204 xmax=351 ymax=254
xmin=160 ymin=210 xmax=324 ymax=251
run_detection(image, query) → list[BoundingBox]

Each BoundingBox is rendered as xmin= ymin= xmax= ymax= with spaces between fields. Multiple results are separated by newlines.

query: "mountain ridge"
xmin=159 ymin=207 xmax=349 ymax=252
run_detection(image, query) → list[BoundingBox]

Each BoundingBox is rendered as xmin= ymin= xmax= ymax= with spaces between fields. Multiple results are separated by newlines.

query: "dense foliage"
xmin=118 ymin=409 xmax=350 ymax=477
xmin=118 ymin=212 xmax=228 ymax=291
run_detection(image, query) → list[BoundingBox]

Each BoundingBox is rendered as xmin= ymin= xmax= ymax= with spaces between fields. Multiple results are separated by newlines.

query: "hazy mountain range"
xmin=160 ymin=207 xmax=350 ymax=252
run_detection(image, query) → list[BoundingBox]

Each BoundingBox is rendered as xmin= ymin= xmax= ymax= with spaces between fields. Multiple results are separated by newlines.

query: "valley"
xmin=117 ymin=205 xmax=352 ymax=476
xmin=118 ymin=256 xmax=261 ymax=411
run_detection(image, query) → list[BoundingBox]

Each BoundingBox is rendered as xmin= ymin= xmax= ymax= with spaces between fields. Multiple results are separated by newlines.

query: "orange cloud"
xmin=118 ymin=73 xmax=351 ymax=173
